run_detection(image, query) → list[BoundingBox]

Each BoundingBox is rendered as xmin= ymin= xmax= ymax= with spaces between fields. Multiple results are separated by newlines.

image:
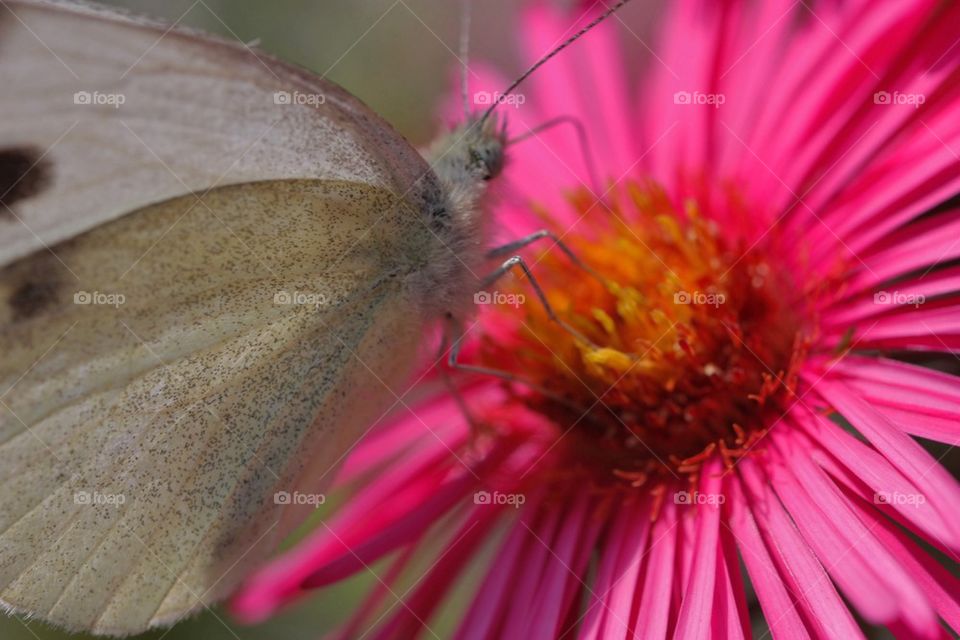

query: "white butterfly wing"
xmin=0 ymin=180 xmax=429 ymax=634
xmin=0 ymin=0 xmax=442 ymax=634
xmin=0 ymin=0 xmax=439 ymax=265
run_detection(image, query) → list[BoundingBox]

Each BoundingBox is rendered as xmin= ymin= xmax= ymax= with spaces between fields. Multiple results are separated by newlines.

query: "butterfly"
xmin=0 ymin=0 xmax=628 ymax=634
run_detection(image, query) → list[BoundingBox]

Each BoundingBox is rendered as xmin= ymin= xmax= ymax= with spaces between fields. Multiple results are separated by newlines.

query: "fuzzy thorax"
xmin=410 ymin=117 xmax=508 ymax=320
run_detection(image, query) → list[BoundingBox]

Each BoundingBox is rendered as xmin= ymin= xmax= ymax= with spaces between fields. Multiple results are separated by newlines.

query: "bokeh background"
xmin=1 ymin=1 xmax=659 ymax=638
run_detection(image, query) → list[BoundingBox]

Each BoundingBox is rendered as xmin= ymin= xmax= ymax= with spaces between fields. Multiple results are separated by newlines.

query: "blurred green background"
xmin=93 ymin=0 xmax=548 ymax=144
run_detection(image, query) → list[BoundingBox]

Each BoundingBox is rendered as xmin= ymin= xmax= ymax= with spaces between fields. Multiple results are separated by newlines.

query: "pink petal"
xmin=770 ymin=427 xmax=941 ymax=637
xmin=674 ymin=457 xmax=725 ymax=640
xmin=523 ymin=492 xmax=594 ymax=640
xmin=763 ymin=434 xmax=902 ymax=625
xmin=738 ymin=458 xmax=865 ymax=639
xmin=810 ymin=376 xmax=960 ymax=547
xmin=795 ymin=404 xmax=957 ymax=547
xmin=370 ymin=508 xmax=502 ymax=640
xmin=631 ymin=499 xmax=678 ymax=640
xmin=845 ymin=210 xmax=960 ymax=291
xmin=711 ymin=523 xmax=750 ymax=640
xmin=455 ymin=500 xmax=541 ymax=640
xmin=676 ymin=498 xmax=697 ymax=595
xmin=498 ymin=506 xmax=563 ymax=638
xmin=841 ymin=484 xmax=960 ymax=633
xmin=727 ymin=476 xmax=813 ymax=640
xmin=594 ymin=498 xmax=652 ymax=640
xmin=822 ymin=267 xmax=960 ymax=325
xmin=825 ymin=355 xmax=960 ymax=444
xmin=787 ymin=4 xmax=960 ymax=224
xmin=804 ymin=103 xmax=960 ymax=267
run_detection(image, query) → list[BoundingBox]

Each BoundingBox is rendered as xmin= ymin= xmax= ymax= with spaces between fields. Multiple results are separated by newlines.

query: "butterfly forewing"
xmin=0 ymin=0 xmax=439 ymax=265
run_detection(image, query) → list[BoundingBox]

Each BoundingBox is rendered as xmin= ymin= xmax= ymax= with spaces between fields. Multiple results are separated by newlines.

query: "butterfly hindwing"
xmin=0 ymin=179 xmax=428 ymax=634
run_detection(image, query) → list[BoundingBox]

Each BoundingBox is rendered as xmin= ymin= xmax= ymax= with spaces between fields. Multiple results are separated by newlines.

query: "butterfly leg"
xmin=442 ymin=312 xmax=582 ymax=413
xmin=486 ymin=229 xmax=609 ymax=287
xmin=441 ymin=243 xmax=609 ymax=412
xmin=435 ymin=316 xmax=483 ymax=435
xmin=479 ymin=254 xmax=601 ymax=349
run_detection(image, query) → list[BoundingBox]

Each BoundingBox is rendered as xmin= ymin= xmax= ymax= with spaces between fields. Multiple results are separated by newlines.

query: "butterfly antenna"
xmin=478 ymin=0 xmax=632 ymax=126
xmin=460 ymin=0 xmax=472 ymax=118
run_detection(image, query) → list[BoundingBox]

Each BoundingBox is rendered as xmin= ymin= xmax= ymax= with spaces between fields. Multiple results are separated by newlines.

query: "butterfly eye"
xmin=468 ymin=147 xmax=500 ymax=180
xmin=468 ymin=148 xmax=488 ymax=174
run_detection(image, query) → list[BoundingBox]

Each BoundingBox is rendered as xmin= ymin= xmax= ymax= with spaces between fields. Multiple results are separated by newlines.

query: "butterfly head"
xmin=426 ymin=114 xmax=507 ymax=189
xmin=462 ymin=114 xmax=507 ymax=181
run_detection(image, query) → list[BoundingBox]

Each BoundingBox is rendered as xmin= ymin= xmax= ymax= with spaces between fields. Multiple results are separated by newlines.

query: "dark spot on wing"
xmin=0 ymin=147 xmax=52 ymax=219
xmin=8 ymin=279 xmax=59 ymax=321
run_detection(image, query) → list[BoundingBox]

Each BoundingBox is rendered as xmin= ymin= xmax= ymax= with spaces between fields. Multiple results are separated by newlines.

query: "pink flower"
xmin=233 ymin=1 xmax=960 ymax=637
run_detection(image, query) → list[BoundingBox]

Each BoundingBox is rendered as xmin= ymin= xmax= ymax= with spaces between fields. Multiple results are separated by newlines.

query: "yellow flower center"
xmin=479 ymin=181 xmax=811 ymax=487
